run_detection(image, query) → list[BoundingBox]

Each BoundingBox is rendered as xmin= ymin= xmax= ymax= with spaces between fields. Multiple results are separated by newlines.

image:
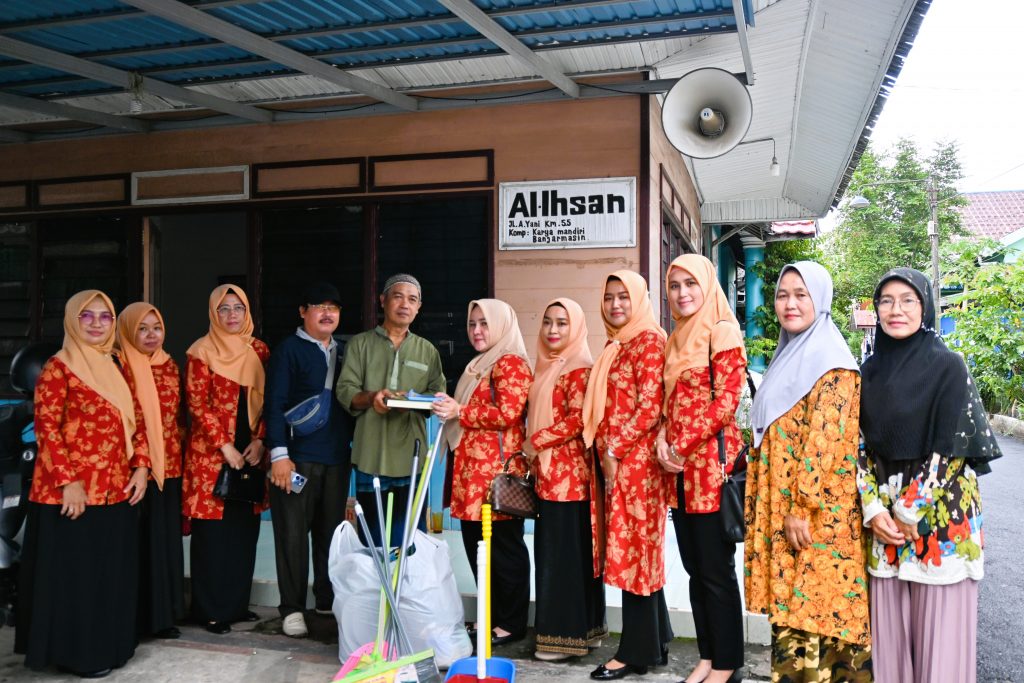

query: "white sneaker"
xmin=282 ymin=612 xmax=308 ymax=638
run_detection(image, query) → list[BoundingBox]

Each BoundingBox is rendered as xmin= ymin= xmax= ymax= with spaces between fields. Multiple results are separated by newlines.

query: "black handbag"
xmin=485 ymin=378 xmax=538 ymax=519
xmin=212 ymin=463 xmax=266 ymax=505
xmin=709 ymin=344 xmax=754 ymax=544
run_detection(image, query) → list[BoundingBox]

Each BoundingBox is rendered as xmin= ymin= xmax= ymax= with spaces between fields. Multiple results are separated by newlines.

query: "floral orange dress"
xmin=450 ymin=354 xmax=533 ymax=521
xmin=531 ymin=366 xmax=592 ymax=502
xmin=32 ymin=357 xmax=150 ymax=504
xmin=20 ymin=357 xmax=150 ymax=674
xmin=450 ymin=353 xmax=533 ymax=636
xmin=595 ymin=329 xmax=673 ymax=596
xmin=744 ymin=369 xmax=871 ymax=649
xmin=182 ymin=340 xmax=270 ymax=521
xmin=119 ymin=357 xmax=186 ymax=634
xmin=666 ymin=347 xmax=746 ymax=513
xmin=120 ymin=359 xmax=184 ymax=481
xmin=531 ymin=366 xmax=607 ymax=655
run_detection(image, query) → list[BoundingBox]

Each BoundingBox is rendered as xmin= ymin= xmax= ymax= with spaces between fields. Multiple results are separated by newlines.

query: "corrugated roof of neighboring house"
xmin=957 ymin=190 xmax=1024 ymax=240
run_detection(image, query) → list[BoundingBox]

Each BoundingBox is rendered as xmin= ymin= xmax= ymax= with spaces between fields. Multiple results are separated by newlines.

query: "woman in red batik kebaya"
xmin=582 ymin=271 xmax=674 ymax=681
xmin=116 ymin=302 xmax=186 ymax=640
xmin=433 ymin=299 xmax=533 ymax=645
xmin=525 ymin=298 xmax=607 ymax=661
xmin=183 ymin=285 xmax=269 ymax=634
xmin=16 ymin=290 xmax=150 ymax=679
xmin=656 ymin=255 xmax=746 ymax=683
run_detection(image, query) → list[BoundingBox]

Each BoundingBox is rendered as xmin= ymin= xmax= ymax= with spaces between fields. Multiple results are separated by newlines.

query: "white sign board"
xmin=498 ymin=177 xmax=636 ymax=249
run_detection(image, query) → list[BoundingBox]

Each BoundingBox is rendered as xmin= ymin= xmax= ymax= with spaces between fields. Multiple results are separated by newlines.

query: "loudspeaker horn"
xmin=661 ymin=68 xmax=753 ymax=159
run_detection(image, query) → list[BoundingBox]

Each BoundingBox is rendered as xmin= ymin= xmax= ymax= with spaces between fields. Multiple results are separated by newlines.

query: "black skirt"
xmin=616 ymin=588 xmax=673 ymax=666
xmin=138 ymin=476 xmax=186 ymax=635
xmin=189 ymin=498 xmax=260 ymax=623
xmin=534 ymin=499 xmax=607 ymax=655
xmin=16 ymin=501 xmax=140 ymax=673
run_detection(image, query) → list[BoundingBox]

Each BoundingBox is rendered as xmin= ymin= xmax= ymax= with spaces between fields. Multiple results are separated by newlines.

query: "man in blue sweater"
xmin=265 ymin=282 xmax=353 ymax=638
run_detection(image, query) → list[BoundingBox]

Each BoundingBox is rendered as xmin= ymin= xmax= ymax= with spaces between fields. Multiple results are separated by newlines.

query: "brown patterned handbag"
xmin=489 ymin=451 xmax=538 ymax=518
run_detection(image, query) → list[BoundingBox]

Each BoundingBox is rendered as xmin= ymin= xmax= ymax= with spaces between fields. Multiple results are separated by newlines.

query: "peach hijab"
xmin=186 ymin=284 xmax=265 ymax=431
xmin=115 ymin=302 xmax=171 ymax=489
xmin=662 ymin=254 xmax=746 ymax=413
xmin=443 ymin=298 xmax=529 ymax=451
xmin=527 ymin=298 xmax=593 ymax=474
xmin=582 ymin=270 xmax=667 ymax=448
xmin=56 ymin=290 xmax=137 ymax=459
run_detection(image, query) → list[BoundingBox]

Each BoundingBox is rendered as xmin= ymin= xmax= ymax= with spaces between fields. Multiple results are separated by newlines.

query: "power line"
xmin=968 ymin=159 xmax=1024 ymax=188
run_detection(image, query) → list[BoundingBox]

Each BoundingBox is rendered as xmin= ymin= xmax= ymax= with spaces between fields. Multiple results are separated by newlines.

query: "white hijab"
xmin=750 ymin=261 xmax=859 ymax=447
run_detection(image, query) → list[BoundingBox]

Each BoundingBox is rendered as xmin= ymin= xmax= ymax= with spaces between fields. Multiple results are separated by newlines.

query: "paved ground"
xmin=977 ymin=434 xmax=1023 ymax=683
xmin=0 ymin=609 xmax=771 ymax=682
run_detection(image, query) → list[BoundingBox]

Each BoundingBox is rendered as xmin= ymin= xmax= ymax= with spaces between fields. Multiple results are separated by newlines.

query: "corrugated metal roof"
xmin=659 ymin=0 xmax=926 ymax=222
xmin=0 ymin=0 xmax=927 ymax=230
xmin=0 ymin=0 xmax=749 ymax=99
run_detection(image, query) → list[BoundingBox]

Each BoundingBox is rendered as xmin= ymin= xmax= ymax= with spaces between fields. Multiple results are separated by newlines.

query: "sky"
xmin=867 ymin=0 xmax=1024 ymax=193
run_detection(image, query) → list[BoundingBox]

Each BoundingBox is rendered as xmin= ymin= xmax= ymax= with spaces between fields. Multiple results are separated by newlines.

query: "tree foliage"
xmin=949 ymin=260 xmax=1024 ymax=417
xmin=823 ymin=138 xmax=967 ymax=312
xmin=745 ymin=238 xmax=823 ymax=361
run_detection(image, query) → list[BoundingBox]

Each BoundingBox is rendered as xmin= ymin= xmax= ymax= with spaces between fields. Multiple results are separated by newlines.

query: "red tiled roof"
xmin=852 ymin=309 xmax=877 ymax=329
xmin=770 ymin=220 xmax=818 ymax=237
xmin=957 ymin=191 xmax=1024 ymax=240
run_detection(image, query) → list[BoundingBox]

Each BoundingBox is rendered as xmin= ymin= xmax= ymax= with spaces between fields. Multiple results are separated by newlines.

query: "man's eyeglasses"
xmin=307 ymin=303 xmax=340 ymax=314
xmin=216 ymin=304 xmax=247 ymax=316
xmin=877 ymin=296 xmax=921 ymax=312
xmin=78 ymin=311 xmax=114 ymax=325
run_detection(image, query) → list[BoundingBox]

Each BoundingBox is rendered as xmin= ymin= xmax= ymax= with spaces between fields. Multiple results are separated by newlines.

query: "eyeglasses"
xmin=307 ymin=303 xmax=340 ymax=313
xmin=78 ymin=311 xmax=114 ymax=325
xmin=877 ymin=296 xmax=921 ymax=311
xmin=216 ymin=304 xmax=247 ymax=316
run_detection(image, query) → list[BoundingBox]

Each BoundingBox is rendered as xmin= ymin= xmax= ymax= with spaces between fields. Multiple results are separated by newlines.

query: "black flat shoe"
xmin=490 ymin=630 xmax=525 ymax=646
xmin=204 ymin=620 xmax=231 ymax=634
xmin=154 ymin=626 xmax=181 ymax=639
xmin=590 ymin=663 xmax=648 ymax=680
xmin=240 ymin=610 xmax=260 ymax=622
xmin=60 ymin=667 xmax=112 ymax=679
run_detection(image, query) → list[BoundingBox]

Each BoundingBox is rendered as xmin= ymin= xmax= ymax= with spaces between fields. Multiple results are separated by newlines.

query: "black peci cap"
xmin=302 ymin=282 xmax=342 ymax=307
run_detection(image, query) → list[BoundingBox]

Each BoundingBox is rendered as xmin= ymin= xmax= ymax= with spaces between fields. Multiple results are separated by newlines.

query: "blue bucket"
xmin=444 ymin=656 xmax=516 ymax=682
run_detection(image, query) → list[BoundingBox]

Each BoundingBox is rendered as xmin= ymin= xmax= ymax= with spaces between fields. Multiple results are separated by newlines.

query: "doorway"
xmin=660 ymin=211 xmax=695 ymax=330
xmin=255 ymin=196 xmax=489 ymax=391
xmin=377 ymin=196 xmax=489 ymax=392
xmin=258 ymin=205 xmax=365 ymax=347
xmin=149 ymin=212 xmax=248 ymax=362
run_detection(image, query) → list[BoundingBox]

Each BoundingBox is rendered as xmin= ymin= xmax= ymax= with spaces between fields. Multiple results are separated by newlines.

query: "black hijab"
xmin=860 ymin=268 xmax=1001 ymax=474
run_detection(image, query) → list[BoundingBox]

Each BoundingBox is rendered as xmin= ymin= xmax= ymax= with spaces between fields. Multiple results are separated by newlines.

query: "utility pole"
xmin=850 ymin=175 xmax=945 ymax=313
xmin=927 ymin=176 xmax=941 ymax=309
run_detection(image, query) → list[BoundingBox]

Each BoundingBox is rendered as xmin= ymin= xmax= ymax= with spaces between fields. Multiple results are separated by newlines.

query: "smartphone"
xmin=290 ymin=471 xmax=308 ymax=494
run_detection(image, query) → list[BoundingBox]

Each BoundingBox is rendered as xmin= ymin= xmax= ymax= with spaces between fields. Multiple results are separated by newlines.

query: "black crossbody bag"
xmin=709 ymin=345 xmax=757 ymax=544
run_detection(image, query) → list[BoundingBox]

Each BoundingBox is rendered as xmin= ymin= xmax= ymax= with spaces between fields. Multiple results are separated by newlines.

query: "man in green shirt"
xmin=336 ymin=273 xmax=445 ymax=546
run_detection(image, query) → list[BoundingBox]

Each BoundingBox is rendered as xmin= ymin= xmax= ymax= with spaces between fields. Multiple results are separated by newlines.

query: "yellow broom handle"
xmin=481 ymin=503 xmax=492 ymax=661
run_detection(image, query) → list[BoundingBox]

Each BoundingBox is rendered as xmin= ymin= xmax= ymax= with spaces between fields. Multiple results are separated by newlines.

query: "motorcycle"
xmin=0 ymin=342 xmax=58 ymax=626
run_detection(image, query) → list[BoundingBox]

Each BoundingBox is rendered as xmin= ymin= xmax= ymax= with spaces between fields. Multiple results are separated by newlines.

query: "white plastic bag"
xmin=328 ymin=521 xmax=472 ymax=669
